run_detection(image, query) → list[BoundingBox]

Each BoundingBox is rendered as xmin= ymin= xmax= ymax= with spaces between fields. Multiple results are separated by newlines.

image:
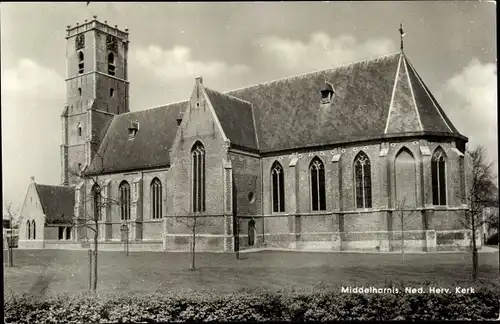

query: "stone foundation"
xmin=18 ymin=230 xmax=478 ymax=253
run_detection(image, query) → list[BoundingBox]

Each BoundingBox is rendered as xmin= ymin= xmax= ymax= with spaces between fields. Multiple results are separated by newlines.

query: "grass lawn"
xmin=3 ymin=249 xmax=499 ymax=297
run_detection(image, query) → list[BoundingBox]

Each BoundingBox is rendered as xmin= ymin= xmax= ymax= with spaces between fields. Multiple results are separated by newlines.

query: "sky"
xmin=1 ymin=2 xmax=497 ymax=215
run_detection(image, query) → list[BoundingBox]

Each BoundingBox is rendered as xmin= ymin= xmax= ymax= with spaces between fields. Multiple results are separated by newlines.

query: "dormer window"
xmin=108 ymin=52 xmax=116 ymax=76
xmin=176 ymin=111 xmax=184 ymax=126
xmin=78 ymin=52 xmax=84 ymax=74
xmin=128 ymin=121 xmax=139 ymax=139
xmin=320 ymin=81 xmax=335 ymax=104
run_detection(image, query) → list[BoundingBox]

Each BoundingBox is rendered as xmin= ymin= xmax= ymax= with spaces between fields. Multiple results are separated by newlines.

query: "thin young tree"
xmin=68 ymin=143 xmax=121 ymax=292
xmin=174 ymin=209 xmax=214 ymax=271
xmin=4 ymin=202 xmax=18 ymax=267
xmin=394 ymin=194 xmax=415 ymax=264
xmin=456 ymin=145 xmax=497 ymax=282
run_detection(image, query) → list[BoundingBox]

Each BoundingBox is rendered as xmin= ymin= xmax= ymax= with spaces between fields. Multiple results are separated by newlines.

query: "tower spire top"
xmin=399 ymin=23 xmax=406 ymax=52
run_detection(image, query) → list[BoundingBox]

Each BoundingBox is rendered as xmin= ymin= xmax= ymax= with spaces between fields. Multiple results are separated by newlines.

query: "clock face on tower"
xmin=75 ymin=34 xmax=85 ymax=51
xmin=106 ymin=35 xmax=118 ymax=53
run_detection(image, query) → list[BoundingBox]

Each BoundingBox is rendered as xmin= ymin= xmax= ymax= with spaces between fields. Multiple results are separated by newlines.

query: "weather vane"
xmin=399 ymin=23 xmax=406 ymax=52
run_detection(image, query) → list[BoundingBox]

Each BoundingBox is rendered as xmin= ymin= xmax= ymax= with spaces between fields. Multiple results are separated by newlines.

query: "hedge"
xmin=4 ymin=284 xmax=499 ymax=323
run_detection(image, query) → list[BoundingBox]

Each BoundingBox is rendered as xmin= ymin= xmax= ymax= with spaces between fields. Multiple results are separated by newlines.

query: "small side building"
xmin=18 ymin=177 xmax=77 ymax=249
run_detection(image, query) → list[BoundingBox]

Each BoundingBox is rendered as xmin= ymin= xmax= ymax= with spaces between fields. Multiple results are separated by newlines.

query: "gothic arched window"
xmin=432 ymin=148 xmax=447 ymax=205
xmin=310 ymin=157 xmax=326 ymax=211
xmin=354 ymin=152 xmax=372 ymax=209
xmin=108 ymin=52 xmax=115 ymax=76
xmin=119 ymin=181 xmax=131 ymax=220
xmin=27 ymin=220 xmax=31 ymax=240
xmin=32 ymin=220 xmax=36 ymax=240
xmin=271 ymin=161 xmax=285 ymax=213
xmin=92 ymin=184 xmax=101 ymax=221
xmin=151 ymin=178 xmax=162 ymax=219
xmin=192 ymin=142 xmax=206 ymax=213
xmin=78 ymin=51 xmax=84 ymax=74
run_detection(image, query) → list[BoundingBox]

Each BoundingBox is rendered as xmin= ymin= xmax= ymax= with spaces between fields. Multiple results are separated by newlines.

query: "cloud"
xmin=134 ymin=45 xmax=250 ymax=81
xmin=2 ymin=59 xmax=65 ymax=98
xmin=258 ymin=32 xmax=396 ymax=73
xmin=1 ymin=59 xmax=64 ymax=213
xmin=440 ymin=59 xmax=497 ymax=167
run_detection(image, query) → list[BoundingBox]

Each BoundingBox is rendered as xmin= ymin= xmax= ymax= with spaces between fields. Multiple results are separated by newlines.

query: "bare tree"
xmin=68 ymin=143 xmax=121 ymax=292
xmin=456 ymin=145 xmax=497 ymax=282
xmin=394 ymin=194 xmax=416 ymax=264
xmin=174 ymin=209 xmax=214 ymax=271
xmin=4 ymin=202 xmax=19 ymax=267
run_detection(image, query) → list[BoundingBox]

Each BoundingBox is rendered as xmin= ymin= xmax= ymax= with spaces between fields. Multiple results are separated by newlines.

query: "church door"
xmin=248 ymin=219 xmax=256 ymax=246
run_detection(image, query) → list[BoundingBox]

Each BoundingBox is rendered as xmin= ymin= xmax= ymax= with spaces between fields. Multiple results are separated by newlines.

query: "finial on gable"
xmin=399 ymin=23 xmax=406 ymax=52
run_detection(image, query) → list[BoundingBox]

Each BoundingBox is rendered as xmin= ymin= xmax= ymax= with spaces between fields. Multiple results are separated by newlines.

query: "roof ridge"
xmin=402 ymin=56 xmax=424 ymax=132
xmin=118 ymin=99 xmax=188 ymax=117
xmin=226 ymin=51 xmax=401 ymax=93
xmin=384 ymin=54 xmax=403 ymax=134
xmin=35 ymin=183 xmax=73 ymax=189
xmin=205 ymin=87 xmax=253 ymax=106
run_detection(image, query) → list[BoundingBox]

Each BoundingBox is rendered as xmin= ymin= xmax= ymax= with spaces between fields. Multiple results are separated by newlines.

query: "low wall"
xmin=86 ymin=240 xmax=164 ymax=252
xmin=18 ymin=240 xmax=44 ymax=249
xmin=163 ymin=234 xmax=225 ymax=252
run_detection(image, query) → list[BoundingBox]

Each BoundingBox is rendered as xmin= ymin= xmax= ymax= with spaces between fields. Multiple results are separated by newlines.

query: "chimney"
xmin=195 ymin=76 xmax=203 ymax=85
xmin=30 ymin=176 xmax=35 ymax=183
xmin=176 ymin=111 xmax=184 ymax=126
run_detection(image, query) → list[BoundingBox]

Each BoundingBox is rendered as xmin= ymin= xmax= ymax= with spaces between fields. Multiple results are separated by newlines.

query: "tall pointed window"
xmin=355 ymin=152 xmax=372 ymax=209
xmin=151 ymin=178 xmax=162 ymax=219
xmin=32 ymin=220 xmax=36 ymax=240
xmin=192 ymin=142 xmax=206 ymax=213
xmin=78 ymin=51 xmax=84 ymax=74
xmin=432 ymin=148 xmax=447 ymax=205
xmin=271 ymin=161 xmax=285 ymax=212
xmin=27 ymin=220 xmax=31 ymax=240
xmin=310 ymin=157 xmax=326 ymax=211
xmin=92 ymin=184 xmax=101 ymax=221
xmin=119 ymin=181 xmax=131 ymax=220
xmin=108 ymin=52 xmax=115 ymax=76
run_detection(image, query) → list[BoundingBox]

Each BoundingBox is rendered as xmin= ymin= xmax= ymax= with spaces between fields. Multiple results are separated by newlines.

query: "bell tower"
xmin=61 ymin=16 xmax=130 ymax=186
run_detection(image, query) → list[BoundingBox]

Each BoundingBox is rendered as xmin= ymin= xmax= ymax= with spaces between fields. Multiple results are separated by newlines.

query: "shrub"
xmin=4 ymin=284 xmax=499 ymax=323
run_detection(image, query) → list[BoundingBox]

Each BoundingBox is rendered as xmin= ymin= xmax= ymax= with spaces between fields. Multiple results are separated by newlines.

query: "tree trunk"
xmin=400 ymin=213 xmax=405 ymax=264
xmin=236 ymin=220 xmax=240 ymax=260
xmin=471 ymin=214 xmax=478 ymax=282
xmin=190 ymin=217 xmax=196 ymax=271
xmin=401 ymin=229 xmax=405 ymax=264
xmin=471 ymin=227 xmax=478 ymax=282
xmin=93 ymin=220 xmax=99 ymax=292
xmin=8 ymin=243 xmax=13 ymax=267
xmin=8 ymin=215 xmax=14 ymax=267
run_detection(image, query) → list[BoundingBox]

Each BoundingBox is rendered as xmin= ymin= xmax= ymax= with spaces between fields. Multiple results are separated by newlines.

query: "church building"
xmin=18 ymin=17 xmax=479 ymax=252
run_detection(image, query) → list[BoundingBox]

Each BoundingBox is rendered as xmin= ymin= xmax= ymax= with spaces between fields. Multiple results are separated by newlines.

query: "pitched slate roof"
xmin=35 ymin=184 xmax=75 ymax=224
xmin=404 ymin=56 xmax=459 ymax=134
xmin=87 ymin=51 xmax=466 ymax=172
xmin=224 ymin=52 xmax=464 ymax=152
xmin=86 ymin=101 xmax=186 ymax=174
xmin=204 ymin=88 xmax=258 ymax=150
